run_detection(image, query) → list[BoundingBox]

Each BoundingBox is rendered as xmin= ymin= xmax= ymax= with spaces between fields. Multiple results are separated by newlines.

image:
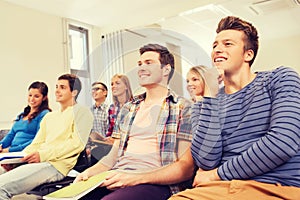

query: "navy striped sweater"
xmin=191 ymin=66 xmax=300 ymax=187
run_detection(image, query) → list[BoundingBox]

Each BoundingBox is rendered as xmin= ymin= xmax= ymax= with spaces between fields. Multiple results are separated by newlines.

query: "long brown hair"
xmin=17 ymin=81 xmax=51 ymax=122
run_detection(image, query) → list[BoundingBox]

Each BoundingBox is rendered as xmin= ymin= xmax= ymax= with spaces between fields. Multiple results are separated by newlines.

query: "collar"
xmin=93 ymin=103 xmax=106 ymax=109
xmin=132 ymin=89 xmax=178 ymax=104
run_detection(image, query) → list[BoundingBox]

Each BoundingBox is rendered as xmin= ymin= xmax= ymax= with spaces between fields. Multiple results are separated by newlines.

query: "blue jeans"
xmin=0 ymin=162 xmax=64 ymax=199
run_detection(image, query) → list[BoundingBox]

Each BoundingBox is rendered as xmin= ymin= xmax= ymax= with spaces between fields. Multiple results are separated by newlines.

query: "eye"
xmin=225 ymin=42 xmax=233 ymax=46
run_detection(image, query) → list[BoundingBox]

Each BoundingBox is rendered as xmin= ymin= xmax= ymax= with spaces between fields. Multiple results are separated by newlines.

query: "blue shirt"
xmin=0 ymin=109 xmax=49 ymax=152
xmin=191 ymin=66 xmax=300 ymax=187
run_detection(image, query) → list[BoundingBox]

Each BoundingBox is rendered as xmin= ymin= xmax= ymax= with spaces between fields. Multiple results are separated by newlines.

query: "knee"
xmin=0 ymin=187 xmax=11 ymax=200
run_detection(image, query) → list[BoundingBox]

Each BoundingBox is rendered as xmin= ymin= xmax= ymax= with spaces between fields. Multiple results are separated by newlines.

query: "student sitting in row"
xmin=0 ymin=74 xmax=93 ymax=199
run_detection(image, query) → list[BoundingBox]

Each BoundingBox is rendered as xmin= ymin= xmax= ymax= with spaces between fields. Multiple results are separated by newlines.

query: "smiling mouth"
xmin=139 ymin=74 xmax=149 ymax=78
xmin=214 ymin=57 xmax=226 ymax=62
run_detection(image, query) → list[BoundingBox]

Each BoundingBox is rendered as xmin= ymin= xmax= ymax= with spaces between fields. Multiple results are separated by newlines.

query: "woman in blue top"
xmin=0 ymin=81 xmax=51 ymax=153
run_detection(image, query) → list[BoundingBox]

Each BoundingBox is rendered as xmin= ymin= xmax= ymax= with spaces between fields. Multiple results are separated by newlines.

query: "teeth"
xmin=215 ymin=58 xmax=225 ymax=62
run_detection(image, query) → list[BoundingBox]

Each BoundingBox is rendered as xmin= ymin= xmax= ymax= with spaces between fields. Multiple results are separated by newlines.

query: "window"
xmin=69 ymin=25 xmax=89 ymax=74
xmin=68 ymin=24 xmax=91 ymax=106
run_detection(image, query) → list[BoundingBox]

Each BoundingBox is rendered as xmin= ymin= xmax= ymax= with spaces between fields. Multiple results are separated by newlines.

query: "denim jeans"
xmin=0 ymin=162 xmax=64 ymax=199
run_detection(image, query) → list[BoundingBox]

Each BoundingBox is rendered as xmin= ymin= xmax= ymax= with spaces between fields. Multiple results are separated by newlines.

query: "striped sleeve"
xmin=191 ymin=99 xmax=223 ymax=170
xmin=218 ymin=67 xmax=300 ymax=180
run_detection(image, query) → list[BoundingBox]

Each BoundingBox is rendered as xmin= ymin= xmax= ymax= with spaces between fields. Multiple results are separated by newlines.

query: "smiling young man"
xmin=169 ymin=16 xmax=300 ymax=200
xmin=0 ymin=74 xmax=93 ymax=199
xmin=75 ymin=44 xmax=195 ymax=200
xmin=89 ymin=82 xmax=108 ymax=140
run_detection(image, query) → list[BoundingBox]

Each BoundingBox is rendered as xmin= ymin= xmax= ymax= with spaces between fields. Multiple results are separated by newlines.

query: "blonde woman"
xmin=186 ymin=65 xmax=208 ymax=102
xmin=107 ymin=74 xmax=133 ymax=137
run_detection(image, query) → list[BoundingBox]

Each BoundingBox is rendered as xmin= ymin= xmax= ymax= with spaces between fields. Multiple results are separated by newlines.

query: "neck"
xmin=29 ymin=108 xmax=38 ymax=113
xmin=224 ymin=67 xmax=256 ymax=94
xmin=95 ymin=99 xmax=105 ymax=107
xmin=60 ymin=99 xmax=76 ymax=111
xmin=117 ymin=94 xmax=127 ymax=106
xmin=144 ymin=84 xmax=168 ymax=105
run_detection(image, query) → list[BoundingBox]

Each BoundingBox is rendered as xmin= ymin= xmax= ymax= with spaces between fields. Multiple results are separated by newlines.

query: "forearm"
xmin=85 ymin=161 xmax=111 ymax=177
xmin=141 ymin=149 xmax=195 ymax=185
xmin=191 ymin=99 xmax=222 ymax=169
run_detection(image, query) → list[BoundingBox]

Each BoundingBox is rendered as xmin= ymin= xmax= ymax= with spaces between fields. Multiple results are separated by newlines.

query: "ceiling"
xmin=4 ymin=0 xmax=300 ymax=53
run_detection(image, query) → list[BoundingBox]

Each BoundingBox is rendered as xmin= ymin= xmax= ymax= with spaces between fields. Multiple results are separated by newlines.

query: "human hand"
xmin=194 ymin=95 xmax=204 ymax=102
xmin=192 ymin=168 xmax=220 ymax=187
xmin=90 ymin=132 xmax=105 ymax=141
xmin=103 ymin=137 xmax=114 ymax=145
xmin=0 ymin=148 xmax=9 ymax=153
xmin=203 ymin=67 xmax=224 ymax=98
xmin=74 ymin=171 xmax=90 ymax=183
xmin=22 ymin=152 xmax=40 ymax=163
xmin=101 ymin=171 xmax=143 ymax=190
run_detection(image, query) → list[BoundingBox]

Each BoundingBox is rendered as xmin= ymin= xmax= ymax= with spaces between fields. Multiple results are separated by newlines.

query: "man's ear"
xmin=163 ymin=64 xmax=171 ymax=76
xmin=244 ymin=49 xmax=254 ymax=62
xmin=103 ymin=90 xmax=108 ymax=97
xmin=72 ymin=90 xmax=78 ymax=98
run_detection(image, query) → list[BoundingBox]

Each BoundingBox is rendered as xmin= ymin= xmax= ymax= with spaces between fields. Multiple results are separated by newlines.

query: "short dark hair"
xmin=92 ymin=81 xmax=108 ymax=91
xmin=58 ymin=74 xmax=82 ymax=100
xmin=139 ymin=43 xmax=175 ymax=82
xmin=216 ymin=16 xmax=259 ymax=66
xmin=92 ymin=81 xmax=108 ymax=97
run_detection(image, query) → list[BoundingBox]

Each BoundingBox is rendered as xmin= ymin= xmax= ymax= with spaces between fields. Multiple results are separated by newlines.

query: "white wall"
xmin=0 ymin=1 xmax=66 ymax=128
xmin=0 ymin=1 xmax=102 ymax=128
xmin=253 ymin=34 xmax=300 ymax=74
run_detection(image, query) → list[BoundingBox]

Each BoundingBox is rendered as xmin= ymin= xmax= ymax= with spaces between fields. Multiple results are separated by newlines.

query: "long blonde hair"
xmin=111 ymin=74 xmax=133 ymax=105
xmin=188 ymin=65 xmax=208 ymax=81
xmin=187 ymin=65 xmax=209 ymax=101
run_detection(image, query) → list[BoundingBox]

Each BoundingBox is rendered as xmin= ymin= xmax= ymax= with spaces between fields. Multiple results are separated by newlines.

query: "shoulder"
xmin=39 ymin=109 xmax=50 ymax=117
xmin=168 ymin=90 xmax=192 ymax=108
xmin=74 ymin=104 xmax=92 ymax=114
xmin=259 ymin=66 xmax=299 ymax=80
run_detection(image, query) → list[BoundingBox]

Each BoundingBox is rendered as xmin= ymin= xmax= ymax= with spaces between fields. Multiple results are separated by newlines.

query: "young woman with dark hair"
xmin=0 ymin=81 xmax=51 ymax=153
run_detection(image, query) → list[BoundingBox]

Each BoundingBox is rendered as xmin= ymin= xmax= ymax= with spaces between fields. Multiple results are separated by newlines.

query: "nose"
xmin=55 ymin=87 xmax=60 ymax=94
xmin=213 ymin=44 xmax=223 ymax=53
xmin=187 ymin=79 xmax=194 ymax=85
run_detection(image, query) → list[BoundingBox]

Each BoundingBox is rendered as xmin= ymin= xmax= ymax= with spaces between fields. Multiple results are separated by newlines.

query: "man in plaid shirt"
xmin=75 ymin=43 xmax=195 ymax=200
xmin=89 ymin=81 xmax=109 ymax=140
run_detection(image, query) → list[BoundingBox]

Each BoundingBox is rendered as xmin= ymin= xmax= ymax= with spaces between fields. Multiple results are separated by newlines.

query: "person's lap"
xmin=80 ymin=184 xmax=171 ymax=200
xmin=0 ymin=162 xmax=64 ymax=199
xmin=169 ymin=180 xmax=300 ymax=200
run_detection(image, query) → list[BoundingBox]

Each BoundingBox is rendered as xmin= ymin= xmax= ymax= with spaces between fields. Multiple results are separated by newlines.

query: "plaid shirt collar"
xmin=93 ymin=102 xmax=107 ymax=110
xmin=132 ymin=89 xmax=179 ymax=104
